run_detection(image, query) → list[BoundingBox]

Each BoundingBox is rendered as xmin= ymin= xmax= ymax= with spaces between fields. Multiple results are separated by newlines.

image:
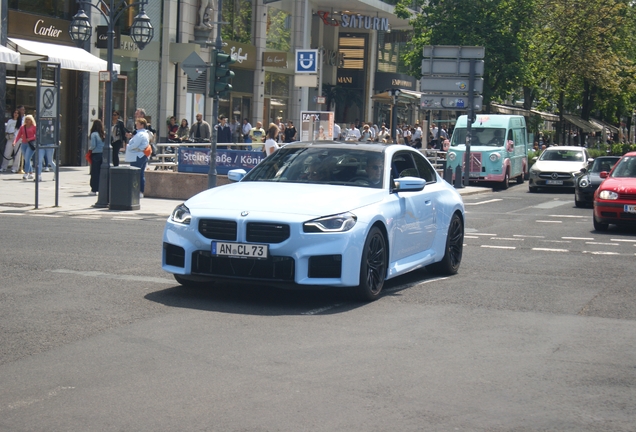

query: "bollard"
xmin=454 ymin=165 xmax=464 ymax=189
xmin=444 ymin=166 xmax=453 ymax=184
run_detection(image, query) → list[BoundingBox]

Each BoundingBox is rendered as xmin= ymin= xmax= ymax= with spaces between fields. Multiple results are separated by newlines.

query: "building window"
xmin=377 ymin=30 xmax=411 ymax=74
xmin=339 ymin=35 xmax=366 ymax=70
xmin=222 ymin=0 xmax=252 ymax=45
xmin=9 ymin=0 xmax=74 ymax=20
xmin=266 ymin=8 xmax=291 ymax=51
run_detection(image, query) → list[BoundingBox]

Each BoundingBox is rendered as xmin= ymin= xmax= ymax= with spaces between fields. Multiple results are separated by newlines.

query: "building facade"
xmin=1 ymin=0 xmax=420 ymax=166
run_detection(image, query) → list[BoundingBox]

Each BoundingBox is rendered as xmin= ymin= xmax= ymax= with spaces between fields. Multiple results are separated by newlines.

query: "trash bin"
xmin=109 ymin=166 xmax=140 ymax=210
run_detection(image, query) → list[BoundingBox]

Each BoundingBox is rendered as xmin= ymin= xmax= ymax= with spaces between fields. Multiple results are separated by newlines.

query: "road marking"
xmin=301 ymin=303 xmax=345 ymax=315
xmin=29 ymin=214 xmax=62 ymax=218
xmin=49 ymin=269 xmax=174 ymax=284
xmin=464 ymin=235 xmax=479 ymax=239
xmin=112 ymin=216 xmax=140 ymax=220
xmin=585 ymin=242 xmax=619 ymax=246
xmin=514 ymin=234 xmax=544 ymax=238
xmin=532 ymin=248 xmax=568 ymax=252
xmin=541 ymin=240 xmax=571 ymax=243
xmin=583 ymin=251 xmax=620 ymax=255
xmin=481 ymin=245 xmax=516 ymax=249
xmin=536 ymin=220 xmax=562 ymax=223
xmin=562 ymin=237 xmax=594 ymax=240
xmin=471 ymin=233 xmax=497 ymax=236
xmin=464 ymin=199 xmax=503 ymax=206
xmin=549 ymin=215 xmax=586 ymax=218
xmin=611 ymin=239 xmax=636 ymax=243
xmin=382 ymin=276 xmax=450 ymax=295
xmin=491 ymin=237 xmax=524 ymax=241
xmin=534 ymin=200 xmax=570 ymax=209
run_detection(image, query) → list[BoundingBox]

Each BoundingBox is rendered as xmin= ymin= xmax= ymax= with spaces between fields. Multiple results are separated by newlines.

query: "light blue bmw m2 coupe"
xmin=163 ymin=141 xmax=465 ymax=301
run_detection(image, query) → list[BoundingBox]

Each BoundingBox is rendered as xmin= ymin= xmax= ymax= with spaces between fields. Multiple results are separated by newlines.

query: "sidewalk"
xmin=0 ymin=166 xmax=490 ymax=217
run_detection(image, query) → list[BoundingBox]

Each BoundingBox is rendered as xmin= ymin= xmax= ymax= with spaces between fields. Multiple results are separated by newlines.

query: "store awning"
xmin=0 ymin=45 xmax=20 ymax=65
xmin=8 ymin=38 xmax=120 ymax=73
xmin=371 ymin=89 xmax=421 ymax=103
xmin=563 ymin=114 xmax=602 ymax=133
xmin=490 ymin=103 xmax=558 ymax=121
xmin=590 ymin=118 xmax=619 ymax=134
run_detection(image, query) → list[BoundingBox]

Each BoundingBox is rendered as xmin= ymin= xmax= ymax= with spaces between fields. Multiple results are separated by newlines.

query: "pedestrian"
xmin=88 ymin=119 xmax=105 ymax=195
xmin=189 ymin=113 xmax=211 ymax=141
xmin=402 ymin=125 xmax=412 ymax=146
xmin=14 ymin=114 xmax=36 ymax=180
xmin=359 ymin=124 xmax=373 ymax=142
xmin=346 ymin=122 xmax=360 ymax=141
xmin=229 ymin=117 xmax=240 ymax=143
xmin=111 ymin=110 xmax=128 ymax=166
xmin=167 ymin=116 xmax=179 ymax=141
xmin=242 ymin=118 xmax=252 ymax=143
xmin=177 ymin=119 xmax=190 ymax=141
xmin=249 ymin=121 xmax=266 ymax=148
xmin=15 ymin=105 xmax=25 ymax=174
xmin=1 ymin=109 xmax=20 ymax=172
xmin=412 ymin=122 xmax=423 ymax=148
xmin=125 ymin=117 xmax=150 ymax=198
xmin=264 ymin=123 xmax=280 ymax=156
xmin=333 ymin=122 xmax=341 ymax=141
xmin=216 ymin=115 xmax=232 ymax=146
xmin=284 ymin=120 xmax=297 ymax=143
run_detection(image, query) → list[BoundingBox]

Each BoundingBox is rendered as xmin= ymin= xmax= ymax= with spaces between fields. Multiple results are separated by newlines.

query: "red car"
xmin=593 ymin=151 xmax=636 ymax=231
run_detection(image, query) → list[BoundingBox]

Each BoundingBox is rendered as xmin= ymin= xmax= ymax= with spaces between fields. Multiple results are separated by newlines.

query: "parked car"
xmin=593 ymin=151 xmax=636 ymax=231
xmin=529 ymin=146 xmax=592 ymax=192
xmin=162 ymin=141 xmax=465 ymax=301
xmin=574 ymin=156 xmax=620 ymax=207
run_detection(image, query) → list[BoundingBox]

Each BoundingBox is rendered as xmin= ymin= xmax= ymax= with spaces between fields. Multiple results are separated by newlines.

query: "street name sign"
xmin=421 ymin=59 xmax=484 ymax=76
xmin=420 ymin=77 xmax=483 ymax=93
xmin=420 ymin=95 xmax=483 ymax=111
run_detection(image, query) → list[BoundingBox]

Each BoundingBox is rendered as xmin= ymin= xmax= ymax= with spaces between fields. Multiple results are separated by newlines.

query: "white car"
xmin=529 ymin=146 xmax=592 ymax=192
xmin=163 ymin=142 xmax=465 ymax=301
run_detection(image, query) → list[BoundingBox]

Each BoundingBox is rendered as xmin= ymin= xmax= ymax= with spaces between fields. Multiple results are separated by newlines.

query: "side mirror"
xmin=393 ymin=176 xmax=426 ymax=192
xmin=228 ymin=169 xmax=247 ymax=182
xmin=599 ymin=171 xmax=609 ymax=179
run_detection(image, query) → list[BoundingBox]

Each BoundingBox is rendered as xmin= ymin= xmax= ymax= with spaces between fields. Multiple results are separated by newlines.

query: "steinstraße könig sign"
xmin=178 ymin=148 xmax=265 ymax=175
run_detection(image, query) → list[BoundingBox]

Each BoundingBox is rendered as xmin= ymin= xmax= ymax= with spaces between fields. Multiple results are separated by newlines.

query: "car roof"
xmin=543 ymin=146 xmax=587 ymax=151
xmin=282 ymin=141 xmax=400 ymax=153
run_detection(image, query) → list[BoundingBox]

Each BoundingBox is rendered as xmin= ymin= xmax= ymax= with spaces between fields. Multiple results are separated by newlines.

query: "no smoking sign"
xmin=39 ymin=86 xmax=58 ymax=118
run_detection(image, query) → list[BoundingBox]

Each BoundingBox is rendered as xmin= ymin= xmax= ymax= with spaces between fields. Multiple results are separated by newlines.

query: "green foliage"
xmin=266 ymin=8 xmax=291 ymax=51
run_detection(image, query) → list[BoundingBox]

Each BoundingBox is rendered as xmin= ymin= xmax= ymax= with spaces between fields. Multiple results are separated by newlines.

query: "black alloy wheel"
xmin=354 ymin=227 xmax=387 ymax=301
xmin=427 ymin=213 xmax=463 ymax=275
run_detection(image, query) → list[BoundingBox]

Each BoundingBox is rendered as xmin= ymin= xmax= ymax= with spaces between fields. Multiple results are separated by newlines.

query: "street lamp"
xmin=69 ymin=0 xmax=154 ymax=208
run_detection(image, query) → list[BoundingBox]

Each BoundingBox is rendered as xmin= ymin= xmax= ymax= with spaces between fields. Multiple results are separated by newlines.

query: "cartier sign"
xmin=8 ymin=11 xmax=74 ymax=45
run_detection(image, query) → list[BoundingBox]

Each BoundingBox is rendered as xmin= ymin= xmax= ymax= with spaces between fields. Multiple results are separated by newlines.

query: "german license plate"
xmin=211 ymin=242 xmax=268 ymax=259
xmin=624 ymin=205 xmax=636 ymax=214
xmin=546 ymin=179 xmax=563 ymax=185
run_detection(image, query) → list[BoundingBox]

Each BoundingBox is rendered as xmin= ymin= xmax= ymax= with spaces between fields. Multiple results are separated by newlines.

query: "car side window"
xmin=391 ymin=152 xmax=417 ymax=179
xmin=412 ymin=151 xmax=437 ymax=183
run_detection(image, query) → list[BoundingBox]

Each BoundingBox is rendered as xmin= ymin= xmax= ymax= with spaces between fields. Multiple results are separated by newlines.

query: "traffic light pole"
xmin=207 ymin=0 xmax=223 ymax=189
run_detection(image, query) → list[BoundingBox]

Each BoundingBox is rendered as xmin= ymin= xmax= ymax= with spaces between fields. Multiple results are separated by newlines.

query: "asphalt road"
xmin=0 ymin=182 xmax=634 ymax=431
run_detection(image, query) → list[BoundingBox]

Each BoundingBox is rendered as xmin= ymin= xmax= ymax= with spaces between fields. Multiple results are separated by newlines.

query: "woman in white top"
xmin=264 ymin=123 xmax=280 ymax=156
xmin=1 ymin=109 xmax=20 ymax=172
xmin=125 ymin=117 xmax=150 ymax=197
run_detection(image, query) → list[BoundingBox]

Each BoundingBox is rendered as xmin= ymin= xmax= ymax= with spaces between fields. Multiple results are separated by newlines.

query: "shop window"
xmin=377 ymin=30 xmax=411 ymax=74
xmin=339 ymin=35 xmax=366 ymax=70
xmin=10 ymin=0 xmax=74 ymax=20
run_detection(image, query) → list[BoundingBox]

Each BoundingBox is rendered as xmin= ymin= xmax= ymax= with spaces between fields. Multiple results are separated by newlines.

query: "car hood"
xmin=185 ymin=182 xmax=385 ymax=217
xmin=532 ymin=160 xmax=587 ymax=173
xmin=598 ymin=177 xmax=636 ymax=194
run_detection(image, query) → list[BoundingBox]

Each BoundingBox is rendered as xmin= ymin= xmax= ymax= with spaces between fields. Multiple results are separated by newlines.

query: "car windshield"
xmin=539 ymin=149 xmax=584 ymax=162
xmin=610 ymin=156 xmax=636 ymax=178
xmin=590 ymin=157 xmax=619 ymax=173
xmin=450 ymin=127 xmax=507 ymax=147
xmin=242 ymin=146 xmax=385 ymax=188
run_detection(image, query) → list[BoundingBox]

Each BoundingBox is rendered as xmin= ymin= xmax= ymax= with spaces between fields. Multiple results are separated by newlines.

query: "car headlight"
xmin=489 ymin=153 xmax=501 ymax=162
xmin=171 ymin=204 xmax=191 ymax=224
xmin=303 ymin=212 xmax=357 ymax=233
xmin=578 ymin=177 xmax=590 ymax=188
xmin=448 ymin=152 xmax=456 ymax=161
xmin=598 ymin=190 xmax=618 ymax=200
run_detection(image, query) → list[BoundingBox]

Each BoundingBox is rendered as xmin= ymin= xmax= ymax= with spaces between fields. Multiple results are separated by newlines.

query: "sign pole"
xmin=463 ymin=58 xmax=476 ymax=187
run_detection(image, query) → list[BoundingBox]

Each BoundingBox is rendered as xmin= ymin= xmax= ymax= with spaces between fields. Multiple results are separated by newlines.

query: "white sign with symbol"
xmin=39 ymin=86 xmax=58 ymax=118
xmin=295 ymin=49 xmax=318 ymax=74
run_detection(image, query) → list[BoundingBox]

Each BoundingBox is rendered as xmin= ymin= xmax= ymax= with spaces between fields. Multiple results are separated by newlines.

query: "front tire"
xmin=427 ymin=213 xmax=463 ymax=275
xmin=574 ymin=199 xmax=585 ymax=208
xmin=499 ymin=169 xmax=510 ymax=190
xmin=353 ymin=227 xmax=387 ymax=301
xmin=593 ymin=214 xmax=609 ymax=231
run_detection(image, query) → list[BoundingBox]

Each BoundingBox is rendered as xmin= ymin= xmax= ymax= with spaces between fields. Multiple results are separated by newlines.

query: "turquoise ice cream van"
xmin=446 ymin=114 xmax=529 ymax=189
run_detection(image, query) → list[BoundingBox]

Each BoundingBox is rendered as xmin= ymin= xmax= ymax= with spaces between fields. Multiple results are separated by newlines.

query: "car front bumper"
xmin=593 ymin=201 xmax=636 ymax=226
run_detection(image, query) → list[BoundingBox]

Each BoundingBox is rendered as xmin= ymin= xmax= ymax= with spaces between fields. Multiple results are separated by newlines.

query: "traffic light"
xmin=213 ymin=51 xmax=236 ymax=98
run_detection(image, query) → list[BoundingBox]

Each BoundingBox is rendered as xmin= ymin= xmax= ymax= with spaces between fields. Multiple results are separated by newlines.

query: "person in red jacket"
xmin=13 ymin=114 xmax=37 ymax=180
